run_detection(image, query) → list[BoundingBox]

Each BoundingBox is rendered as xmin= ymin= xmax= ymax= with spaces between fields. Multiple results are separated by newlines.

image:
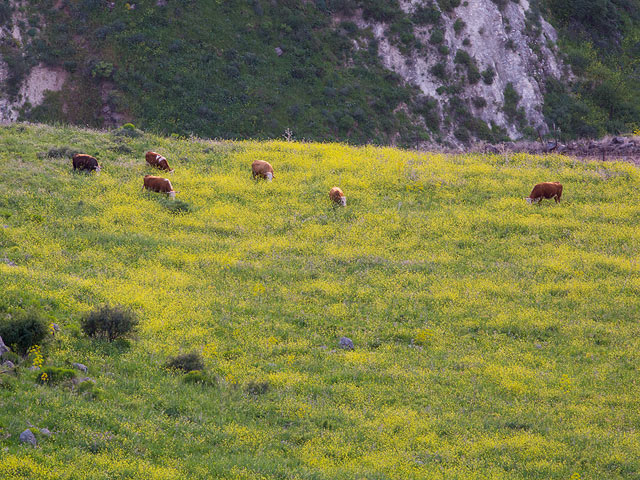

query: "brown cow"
xmin=72 ymin=154 xmax=101 ymax=172
xmin=145 ymin=151 xmax=174 ymax=172
xmin=251 ymin=160 xmax=274 ymax=181
xmin=329 ymin=186 xmax=347 ymax=206
xmin=143 ymin=175 xmax=176 ymax=199
xmin=526 ymin=182 xmax=563 ymax=204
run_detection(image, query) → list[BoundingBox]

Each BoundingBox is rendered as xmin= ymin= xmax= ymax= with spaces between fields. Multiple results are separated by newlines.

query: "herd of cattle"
xmin=70 ymin=151 xmax=561 ymax=205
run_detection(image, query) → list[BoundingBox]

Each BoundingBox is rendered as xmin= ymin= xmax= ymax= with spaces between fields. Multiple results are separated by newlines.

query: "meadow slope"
xmin=1 ymin=124 xmax=639 ymax=479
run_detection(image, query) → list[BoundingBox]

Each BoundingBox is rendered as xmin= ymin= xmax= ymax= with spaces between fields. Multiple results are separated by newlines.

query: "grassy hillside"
xmin=1 ymin=124 xmax=640 ymax=479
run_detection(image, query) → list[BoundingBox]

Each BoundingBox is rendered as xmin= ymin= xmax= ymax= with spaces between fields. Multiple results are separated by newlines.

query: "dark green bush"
xmin=166 ymin=352 xmax=204 ymax=372
xmin=0 ymin=309 xmax=48 ymax=355
xmin=36 ymin=366 xmax=76 ymax=385
xmin=437 ymin=0 xmax=461 ymax=11
xmin=47 ymin=146 xmax=79 ymax=158
xmin=81 ymin=305 xmax=138 ymax=342
xmin=412 ymin=3 xmax=440 ymax=25
xmin=481 ymin=67 xmax=496 ymax=85
xmin=429 ymin=29 xmax=444 ymax=44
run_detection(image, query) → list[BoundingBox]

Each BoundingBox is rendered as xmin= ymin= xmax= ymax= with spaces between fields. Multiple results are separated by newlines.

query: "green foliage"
xmin=453 ymin=18 xmax=466 ymax=34
xmin=454 ymin=50 xmax=481 ymax=84
xmin=0 ymin=309 xmax=48 ymax=355
xmin=36 ymin=366 xmax=76 ymax=385
xmin=183 ymin=370 xmax=213 ymax=385
xmin=159 ymin=198 xmax=192 ymax=215
xmin=76 ymin=379 xmax=102 ymax=399
xmin=437 ymin=0 xmax=461 ymax=11
xmin=90 ymin=61 xmax=114 ymax=79
xmin=166 ymin=352 xmax=205 ymax=373
xmin=504 ymin=82 xmax=527 ymax=128
xmin=481 ymin=66 xmax=495 ymax=85
xmin=81 ymin=305 xmax=138 ymax=342
xmin=542 ymin=0 xmax=640 ymax=137
xmin=412 ymin=2 xmax=441 ymax=25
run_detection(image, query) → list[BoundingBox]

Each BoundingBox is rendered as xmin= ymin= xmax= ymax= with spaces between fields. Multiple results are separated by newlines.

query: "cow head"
xmin=95 ymin=165 xmax=102 ymax=173
xmin=266 ymin=172 xmax=273 ymax=181
xmin=339 ymin=196 xmax=347 ymax=207
xmin=169 ymin=191 xmax=176 ymax=199
xmin=525 ymin=197 xmax=532 ymax=204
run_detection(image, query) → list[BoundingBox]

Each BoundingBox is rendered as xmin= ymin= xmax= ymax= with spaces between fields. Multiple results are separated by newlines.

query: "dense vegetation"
xmin=1 ymin=123 xmax=639 ymax=478
xmin=542 ymin=0 xmax=640 ymax=138
xmin=16 ymin=0 xmax=431 ymax=146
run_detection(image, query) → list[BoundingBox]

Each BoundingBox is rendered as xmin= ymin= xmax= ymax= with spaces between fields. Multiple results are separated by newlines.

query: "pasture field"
xmin=0 ymin=123 xmax=639 ymax=479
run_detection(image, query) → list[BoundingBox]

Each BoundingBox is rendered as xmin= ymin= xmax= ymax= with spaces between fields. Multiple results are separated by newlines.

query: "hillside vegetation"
xmin=1 ymin=124 xmax=640 ymax=479
xmin=3 ymin=0 xmax=639 ymax=142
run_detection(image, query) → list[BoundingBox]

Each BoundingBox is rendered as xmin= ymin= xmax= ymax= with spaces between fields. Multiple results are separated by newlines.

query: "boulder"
xmin=0 ymin=336 xmax=9 ymax=356
xmin=339 ymin=337 xmax=354 ymax=350
xmin=39 ymin=428 xmax=51 ymax=437
xmin=2 ymin=360 xmax=15 ymax=369
xmin=72 ymin=363 xmax=88 ymax=373
xmin=19 ymin=429 xmax=37 ymax=446
xmin=275 ymin=46 xmax=284 ymax=57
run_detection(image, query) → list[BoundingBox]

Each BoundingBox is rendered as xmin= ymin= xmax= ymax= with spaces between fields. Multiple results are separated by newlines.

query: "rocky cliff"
xmin=355 ymin=0 xmax=568 ymax=142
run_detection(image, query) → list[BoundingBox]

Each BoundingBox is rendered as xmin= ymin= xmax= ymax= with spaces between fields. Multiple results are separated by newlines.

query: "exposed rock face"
xmin=353 ymin=0 xmax=569 ymax=142
xmin=0 ymin=63 xmax=68 ymax=123
xmin=0 ymin=2 xmax=68 ymax=123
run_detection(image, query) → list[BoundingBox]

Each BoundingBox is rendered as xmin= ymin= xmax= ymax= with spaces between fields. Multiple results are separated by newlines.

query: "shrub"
xmin=36 ymin=366 xmax=76 ymax=385
xmin=81 ymin=305 xmax=138 ymax=342
xmin=481 ymin=67 xmax=496 ymax=85
xmin=47 ymin=146 xmax=79 ymax=158
xmin=166 ymin=352 xmax=204 ymax=372
xmin=0 ymin=309 xmax=48 ymax=355
xmin=113 ymin=124 xmax=143 ymax=138
xmin=429 ymin=29 xmax=444 ymax=44
xmin=183 ymin=370 xmax=212 ymax=385
xmin=412 ymin=3 xmax=440 ymax=25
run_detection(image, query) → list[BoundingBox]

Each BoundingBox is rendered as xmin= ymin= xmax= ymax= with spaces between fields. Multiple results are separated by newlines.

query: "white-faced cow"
xmin=329 ymin=187 xmax=347 ymax=206
xmin=145 ymin=151 xmax=174 ymax=172
xmin=72 ymin=154 xmax=101 ymax=172
xmin=143 ymin=175 xmax=176 ymax=199
xmin=251 ymin=160 xmax=274 ymax=181
xmin=526 ymin=182 xmax=563 ymax=204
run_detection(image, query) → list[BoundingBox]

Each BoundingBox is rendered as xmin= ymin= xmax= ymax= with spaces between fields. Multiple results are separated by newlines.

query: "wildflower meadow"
xmin=0 ymin=124 xmax=639 ymax=479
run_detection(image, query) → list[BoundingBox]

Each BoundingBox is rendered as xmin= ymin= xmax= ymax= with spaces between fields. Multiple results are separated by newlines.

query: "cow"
xmin=145 ymin=151 xmax=174 ymax=172
xmin=525 ymin=182 xmax=563 ymax=204
xmin=251 ymin=160 xmax=274 ymax=181
xmin=72 ymin=154 xmax=101 ymax=172
xmin=143 ymin=175 xmax=176 ymax=199
xmin=329 ymin=186 xmax=347 ymax=206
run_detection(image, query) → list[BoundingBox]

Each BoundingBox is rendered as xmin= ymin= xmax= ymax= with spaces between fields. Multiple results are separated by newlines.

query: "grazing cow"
xmin=329 ymin=186 xmax=347 ymax=206
xmin=143 ymin=175 xmax=176 ymax=199
xmin=251 ymin=160 xmax=274 ymax=181
xmin=526 ymin=182 xmax=563 ymax=204
xmin=145 ymin=151 xmax=174 ymax=172
xmin=72 ymin=154 xmax=101 ymax=172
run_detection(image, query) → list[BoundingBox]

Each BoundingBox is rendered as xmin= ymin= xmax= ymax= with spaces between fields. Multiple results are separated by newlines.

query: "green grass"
xmin=1 ymin=123 xmax=639 ymax=479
